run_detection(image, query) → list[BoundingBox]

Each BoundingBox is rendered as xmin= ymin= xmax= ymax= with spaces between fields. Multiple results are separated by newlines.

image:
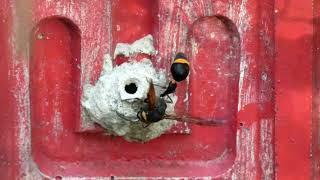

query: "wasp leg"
xmin=143 ymin=123 xmax=152 ymax=128
xmin=165 ymin=95 xmax=173 ymax=104
xmin=131 ymin=99 xmax=144 ymax=110
xmin=116 ymin=111 xmax=132 ymax=121
xmin=144 ymin=76 xmax=166 ymax=89
xmin=144 ymin=98 xmax=149 ymax=103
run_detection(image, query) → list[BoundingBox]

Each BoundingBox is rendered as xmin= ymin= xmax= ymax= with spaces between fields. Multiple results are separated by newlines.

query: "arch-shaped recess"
xmin=188 ymin=15 xmax=240 ymax=123
xmin=187 ymin=15 xmax=240 ymax=159
xmin=29 ymin=17 xmax=81 ymax=155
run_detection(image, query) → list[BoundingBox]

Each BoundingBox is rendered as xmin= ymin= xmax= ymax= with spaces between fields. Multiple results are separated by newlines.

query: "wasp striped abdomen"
xmin=171 ymin=52 xmax=190 ymax=82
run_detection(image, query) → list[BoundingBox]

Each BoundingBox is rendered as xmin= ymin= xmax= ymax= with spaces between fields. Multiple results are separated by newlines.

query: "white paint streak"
xmin=216 ymin=0 xmax=253 ymax=111
xmin=11 ymin=1 xmax=32 ymax=178
xmin=260 ymin=119 xmax=274 ymax=179
xmin=52 ymin=111 xmax=62 ymax=140
xmin=25 ymin=159 xmax=51 ymax=179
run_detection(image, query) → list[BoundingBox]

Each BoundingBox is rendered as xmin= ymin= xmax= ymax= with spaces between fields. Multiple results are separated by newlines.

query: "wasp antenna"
xmin=164 ymin=115 xmax=228 ymax=126
xmin=145 ymin=77 xmax=153 ymax=83
xmin=153 ymin=83 xmax=166 ymax=89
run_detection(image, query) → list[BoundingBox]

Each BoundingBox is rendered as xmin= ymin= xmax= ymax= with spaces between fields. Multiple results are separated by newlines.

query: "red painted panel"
xmin=28 ymin=8 xmax=235 ymax=179
xmin=30 ymin=17 xmax=81 ymax=159
xmin=0 ymin=0 xmax=284 ymax=179
xmin=112 ymin=0 xmax=154 ymax=64
xmin=0 ymin=1 xmax=15 ymax=179
xmin=188 ymin=16 xmax=240 ymax=123
xmin=275 ymin=0 xmax=314 ymax=179
xmin=112 ymin=0 xmax=153 ymax=47
xmin=313 ymin=0 xmax=320 ymax=178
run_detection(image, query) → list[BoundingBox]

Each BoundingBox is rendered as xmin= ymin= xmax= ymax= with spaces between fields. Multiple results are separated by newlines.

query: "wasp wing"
xmin=163 ymin=114 xmax=228 ymax=126
xmin=146 ymin=81 xmax=156 ymax=110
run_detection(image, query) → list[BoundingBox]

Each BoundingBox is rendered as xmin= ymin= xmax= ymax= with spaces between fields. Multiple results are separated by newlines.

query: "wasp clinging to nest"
xmin=137 ymin=80 xmax=168 ymax=127
xmin=137 ymin=80 xmax=225 ymax=128
xmin=118 ymin=52 xmax=226 ymax=127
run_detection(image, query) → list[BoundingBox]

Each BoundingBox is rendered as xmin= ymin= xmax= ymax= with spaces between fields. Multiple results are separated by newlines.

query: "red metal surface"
xmin=4 ymin=0 xmax=314 ymax=179
xmin=313 ymin=0 xmax=320 ymax=178
xmin=275 ymin=0 xmax=317 ymax=179
xmin=111 ymin=0 xmax=153 ymax=65
xmin=0 ymin=1 xmax=16 ymax=179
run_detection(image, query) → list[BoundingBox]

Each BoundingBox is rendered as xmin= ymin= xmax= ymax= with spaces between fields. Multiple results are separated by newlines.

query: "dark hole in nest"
xmin=125 ymin=83 xmax=138 ymax=94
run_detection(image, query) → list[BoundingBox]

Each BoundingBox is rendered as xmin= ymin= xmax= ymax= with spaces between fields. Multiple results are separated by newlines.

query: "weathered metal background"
xmin=0 ymin=0 xmax=316 ymax=179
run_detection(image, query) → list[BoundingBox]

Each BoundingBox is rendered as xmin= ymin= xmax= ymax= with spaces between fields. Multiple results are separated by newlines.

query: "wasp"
xmin=160 ymin=52 xmax=190 ymax=99
xmin=137 ymin=81 xmax=226 ymax=127
xmin=137 ymin=80 xmax=168 ymax=126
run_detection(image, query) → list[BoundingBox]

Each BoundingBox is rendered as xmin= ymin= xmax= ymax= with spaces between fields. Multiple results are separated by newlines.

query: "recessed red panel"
xmin=188 ymin=16 xmax=240 ymax=123
xmin=29 ymin=16 xmax=235 ymax=176
xmin=30 ymin=17 xmax=81 ymax=160
xmin=29 ymin=4 xmax=237 ymax=178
